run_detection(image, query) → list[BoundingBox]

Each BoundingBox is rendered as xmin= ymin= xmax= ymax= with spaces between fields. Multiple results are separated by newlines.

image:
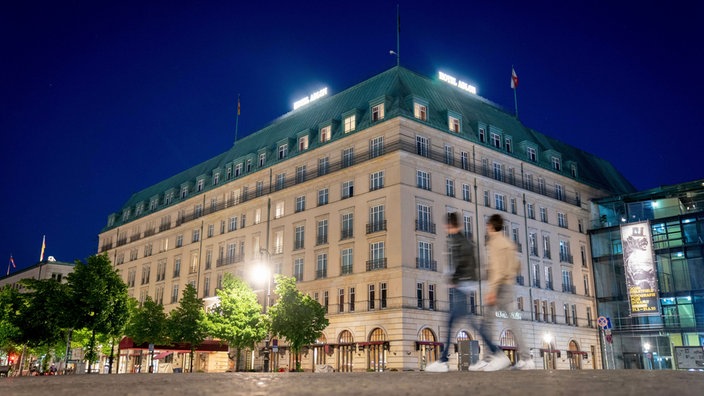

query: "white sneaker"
xmin=482 ymin=351 xmax=511 ymax=371
xmin=467 ymin=358 xmax=490 ymax=371
xmin=424 ymin=361 xmax=449 ymax=372
xmin=514 ymin=359 xmax=536 ymax=370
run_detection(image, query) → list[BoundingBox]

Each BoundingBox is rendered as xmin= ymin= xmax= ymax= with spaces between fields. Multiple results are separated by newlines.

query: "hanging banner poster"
xmin=621 ymin=221 xmax=659 ymax=316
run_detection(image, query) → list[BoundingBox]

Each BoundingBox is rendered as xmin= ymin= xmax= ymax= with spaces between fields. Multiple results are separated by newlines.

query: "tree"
xmin=125 ymin=296 xmax=169 ymax=345
xmin=67 ymin=254 xmax=129 ymax=373
xmin=168 ymin=284 xmax=208 ymax=372
xmin=207 ymin=273 xmax=268 ymax=371
xmin=0 ymin=285 xmax=23 ymax=350
xmin=14 ymin=278 xmax=70 ymax=348
xmin=268 ymin=275 xmax=328 ymax=371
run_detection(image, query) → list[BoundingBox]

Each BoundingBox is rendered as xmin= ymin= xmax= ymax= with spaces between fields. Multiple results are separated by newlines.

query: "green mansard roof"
xmin=105 ymin=66 xmax=635 ymax=230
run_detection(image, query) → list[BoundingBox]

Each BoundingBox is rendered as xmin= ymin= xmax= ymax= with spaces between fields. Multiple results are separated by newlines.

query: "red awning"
xmin=415 ymin=341 xmax=443 ymax=346
xmin=358 ymin=341 xmax=387 ymax=346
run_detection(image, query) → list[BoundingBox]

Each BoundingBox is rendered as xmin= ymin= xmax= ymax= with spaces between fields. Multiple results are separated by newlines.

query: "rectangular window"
xmin=278 ymin=144 xmax=288 ymax=160
xmin=192 ymin=229 xmax=200 ymax=243
xmin=205 ymin=249 xmax=212 ymax=270
xmin=298 ymin=135 xmax=309 ymax=151
xmin=316 ymin=253 xmax=328 ymax=279
xmin=318 ymin=157 xmax=329 ymax=176
xmin=493 ymin=162 xmax=503 ymax=181
xmin=529 ymin=233 xmax=538 ymax=257
xmin=449 ymin=115 xmax=460 ymax=133
xmin=380 ymin=282 xmax=388 ymax=309
xmin=417 ymin=282 xmax=424 ymax=309
xmin=370 ymin=171 xmax=384 ymax=191
xmin=463 ymin=214 xmax=473 ymax=238
xmin=318 ymin=188 xmax=329 ymax=206
xmin=295 ymin=196 xmax=306 ymax=212
xmin=338 ymin=288 xmax=345 ymax=313
xmin=444 ymin=145 xmax=454 ymax=165
xmin=171 ymin=284 xmax=179 ymax=303
xmin=173 ymin=257 xmax=181 ymax=278
xmin=229 ymin=216 xmax=237 ymax=232
xmin=495 ymin=194 xmax=506 ymax=211
xmin=341 ymin=248 xmax=353 ymax=274
xmin=571 ymin=304 xmax=577 ymax=326
xmin=293 ymin=258 xmax=304 ymax=282
xmin=369 ymin=205 xmax=386 ymax=233
xmin=296 ymin=165 xmax=306 ymax=184
xmin=417 ymin=241 xmax=434 ymax=270
xmin=368 ymin=284 xmax=376 ymax=310
xmin=543 ymin=235 xmax=551 ymax=259
xmin=560 ymin=240 xmax=572 ymax=263
xmin=344 ymin=115 xmax=356 ymax=133
xmin=370 ymin=136 xmax=384 ymax=158
xmin=320 ymin=125 xmax=331 ymax=143
xmin=256 ymin=180 xmax=264 ymax=197
xmin=341 ymin=213 xmax=354 ymax=240
xmin=371 ymin=103 xmax=385 ymax=121
xmin=555 ymin=184 xmax=564 ymax=201
xmin=505 ymin=137 xmax=512 ymax=153
xmin=414 ymin=102 xmax=427 ymax=121
xmin=342 ymin=147 xmax=354 ymax=168
xmin=479 ymin=128 xmax=486 ymax=143
xmin=349 ymin=287 xmax=356 ymax=312
xmin=341 ymin=180 xmax=354 ymax=199
xmin=462 ymin=184 xmax=471 ymax=202
xmin=527 ymin=203 xmax=535 ymax=219
xmin=532 ymin=263 xmax=540 ymax=287
xmin=558 ymin=212 xmax=568 ymax=228
xmin=416 ymin=204 xmax=432 ymax=233
xmin=552 ymin=156 xmax=561 ymax=171
xmin=510 ymin=198 xmax=517 ymax=214
xmin=445 ymin=179 xmax=455 ymax=197
xmin=274 ymin=202 xmax=283 ymax=219
xmin=259 ymin=152 xmax=266 ymax=167
xmin=294 ymin=225 xmax=305 ymax=250
xmin=540 ymin=207 xmax=548 ymax=223
xmin=527 ymin=147 xmax=537 ymax=162
xmin=275 ymin=173 xmax=285 ymax=191
xmin=317 ymin=219 xmax=328 ymax=245
xmin=460 ymin=151 xmax=469 ymax=170
xmin=368 ymin=241 xmax=385 ymax=270
xmin=491 ymin=133 xmax=501 ymax=148
xmin=416 ymin=135 xmax=430 ymax=157
xmin=416 ymin=170 xmax=431 ymax=190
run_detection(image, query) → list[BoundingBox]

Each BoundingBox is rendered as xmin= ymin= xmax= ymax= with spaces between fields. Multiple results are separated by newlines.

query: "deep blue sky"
xmin=2 ymin=1 xmax=702 ymax=273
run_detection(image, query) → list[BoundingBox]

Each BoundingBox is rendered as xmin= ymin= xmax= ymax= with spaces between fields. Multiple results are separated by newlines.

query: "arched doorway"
xmin=312 ymin=334 xmax=327 ymax=371
xmin=500 ymin=329 xmax=517 ymax=364
xmin=367 ymin=328 xmax=388 ymax=372
xmin=417 ymin=327 xmax=439 ymax=370
xmin=337 ymin=330 xmax=354 ymax=372
xmin=568 ymin=340 xmax=582 ymax=370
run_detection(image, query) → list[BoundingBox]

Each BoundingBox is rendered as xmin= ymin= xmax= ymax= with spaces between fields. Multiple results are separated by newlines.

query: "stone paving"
xmin=1 ymin=370 xmax=703 ymax=396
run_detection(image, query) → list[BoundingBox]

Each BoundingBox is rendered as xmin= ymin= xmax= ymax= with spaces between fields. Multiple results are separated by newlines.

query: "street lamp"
xmin=253 ymin=249 xmax=272 ymax=372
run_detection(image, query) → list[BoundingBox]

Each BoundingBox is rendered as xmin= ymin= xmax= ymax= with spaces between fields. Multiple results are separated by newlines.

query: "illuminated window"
xmin=449 ymin=116 xmax=460 ymax=133
xmin=344 ymin=115 xmax=356 ymax=133
xmin=298 ymin=135 xmax=309 ymax=151
xmin=320 ymin=126 xmax=331 ymax=143
xmin=371 ymin=103 xmax=385 ymax=121
xmin=414 ymin=102 xmax=427 ymax=121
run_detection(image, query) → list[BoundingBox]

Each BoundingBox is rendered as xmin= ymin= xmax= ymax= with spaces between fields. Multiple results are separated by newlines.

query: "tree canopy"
xmin=168 ymin=283 xmax=208 ymax=372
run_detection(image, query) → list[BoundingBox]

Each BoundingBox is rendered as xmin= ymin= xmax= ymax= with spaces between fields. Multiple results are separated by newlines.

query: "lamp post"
xmin=254 ymin=249 xmax=272 ymax=372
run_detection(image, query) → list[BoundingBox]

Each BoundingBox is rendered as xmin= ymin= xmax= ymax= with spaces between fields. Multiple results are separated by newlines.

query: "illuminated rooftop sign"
xmin=438 ymin=71 xmax=477 ymax=95
xmin=293 ymin=87 xmax=329 ymax=110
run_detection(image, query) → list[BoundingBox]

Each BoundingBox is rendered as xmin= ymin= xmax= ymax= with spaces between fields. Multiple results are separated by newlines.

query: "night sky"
xmin=3 ymin=1 xmax=702 ymax=273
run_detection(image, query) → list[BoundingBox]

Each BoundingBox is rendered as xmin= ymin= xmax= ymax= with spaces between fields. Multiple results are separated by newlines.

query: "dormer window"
xmin=570 ymin=164 xmax=578 ymax=178
xmin=122 ymin=209 xmax=131 ymax=222
xmin=181 ymin=186 xmax=189 ymax=198
xmin=344 ymin=115 xmax=356 ymax=133
xmin=197 ymin=179 xmax=204 ymax=192
xmin=372 ymin=104 xmax=385 ymax=121
xmin=278 ymin=144 xmax=288 ymax=160
xmin=479 ymin=127 xmax=486 ymax=143
xmin=320 ymin=126 xmax=331 ymax=143
xmin=165 ymin=192 xmax=174 ymax=205
xmin=491 ymin=133 xmax=501 ymax=148
xmin=150 ymin=198 xmax=158 ymax=210
xmin=299 ymin=135 xmax=309 ymax=151
xmin=213 ymin=173 xmax=220 ymax=185
xmin=414 ymin=103 xmax=427 ymax=121
xmin=246 ymin=159 xmax=252 ymax=172
xmin=449 ymin=116 xmax=460 ymax=133
xmin=505 ymin=137 xmax=512 ymax=153
xmin=234 ymin=163 xmax=242 ymax=177
xmin=552 ymin=156 xmax=561 ymax=171
xmin=527 ymin=147 xmax=537 ymax=162
xmin=259 ymin=152 xmax=266 ymax=167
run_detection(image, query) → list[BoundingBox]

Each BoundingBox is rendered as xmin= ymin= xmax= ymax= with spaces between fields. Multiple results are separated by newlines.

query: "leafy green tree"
xmin=0 ymin=285 xmax=22 ymax=351
xmin=15 ymin=278 xmax=71 ymax=348
xmin=268 ymin=275 xmax=328 ymax=371
xmin=67 ymin=254 xmax=129 ymax=373
xmin=125 ymin=296 xmax=169 ymax=345
xmin=168 ymin=284 xmax=208 ymax=372
xmin=207 ymin=273 xmax=267 ymax=371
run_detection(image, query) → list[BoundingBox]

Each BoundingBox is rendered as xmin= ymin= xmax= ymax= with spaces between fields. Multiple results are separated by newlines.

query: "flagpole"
xmin=40 ymin=235 xmax=46 ymax=262
xmin=512 ymin=65 xmax=519 ymax=119
xmin=396 ymin=3 xmax=400 ymax=66
xmin=234 ymin=94 xmax=240 ymax=145
xmin=514 ymin=87 xmax=519 ymax=119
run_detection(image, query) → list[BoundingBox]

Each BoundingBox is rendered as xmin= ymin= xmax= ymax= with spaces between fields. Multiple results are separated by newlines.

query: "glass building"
xmin=589 ymin=179 xmax=704 ymax=369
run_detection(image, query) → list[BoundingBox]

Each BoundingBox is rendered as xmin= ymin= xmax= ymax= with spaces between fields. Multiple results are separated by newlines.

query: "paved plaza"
xmin=2 ymin=370 xmax=703 ymax=396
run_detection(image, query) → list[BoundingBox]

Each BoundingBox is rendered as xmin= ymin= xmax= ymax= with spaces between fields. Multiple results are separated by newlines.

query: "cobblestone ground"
xmin=1 ymin=370 xmax=703 ymax=396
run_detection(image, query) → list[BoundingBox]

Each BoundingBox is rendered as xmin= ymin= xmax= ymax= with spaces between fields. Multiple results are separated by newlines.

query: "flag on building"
xmin=511 ymin=67 xmax=519 ymax=89
xmin=237 ymin=96 xmax=241 ymax=116
xmin=40 ymin=235 xmax=46 ymax=262
xmin=10 ymin=255 xmax=16 ymax=268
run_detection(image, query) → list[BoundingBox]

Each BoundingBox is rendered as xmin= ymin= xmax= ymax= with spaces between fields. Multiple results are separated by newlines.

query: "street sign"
xmin=597 ymin=316 xmax=608 ymax=329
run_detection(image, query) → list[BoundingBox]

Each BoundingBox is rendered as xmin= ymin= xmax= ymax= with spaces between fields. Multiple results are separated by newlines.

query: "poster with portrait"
xmin=621 ymin=221 xmax=659 ymax=316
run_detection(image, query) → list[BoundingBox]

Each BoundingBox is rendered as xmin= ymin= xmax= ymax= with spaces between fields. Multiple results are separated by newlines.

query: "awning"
xmin=415 ymin=341 xmax=443 ymax=347
xmin=153 ymin=351 xmax=174 ymax=360
xmin=567 ymin=350 xmax=588 ymax=356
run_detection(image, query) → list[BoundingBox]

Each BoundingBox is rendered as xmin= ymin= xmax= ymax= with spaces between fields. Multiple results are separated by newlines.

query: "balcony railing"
xmin=415 ymin=220 xmax=436 ymax=234
xmin=366 ymin=258 xmax=387 ymax=271
xmin=216 ymin=254 xmax=244 ymax=267
xmin=416 ymin=258 xmax=437 ymax=271
xmin=366 ymin=220 xmax=387 ymax=234
xmin=316 ymin=269 xmax=327 ymax=279
xmin=516 ymin=275 xmax=525 ymax=286
xmin=560 ymin=253 xmax=574 ymax=264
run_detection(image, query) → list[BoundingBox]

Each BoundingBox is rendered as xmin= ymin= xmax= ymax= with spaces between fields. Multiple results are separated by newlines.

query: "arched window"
xmin=337 ymin=330 xmax=354 ymax=372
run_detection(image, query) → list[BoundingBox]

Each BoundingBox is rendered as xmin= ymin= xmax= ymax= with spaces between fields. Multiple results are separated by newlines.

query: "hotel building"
xmin=100 ymin=66 xmax=635 ymax=371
